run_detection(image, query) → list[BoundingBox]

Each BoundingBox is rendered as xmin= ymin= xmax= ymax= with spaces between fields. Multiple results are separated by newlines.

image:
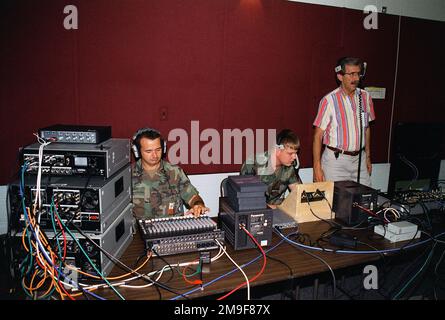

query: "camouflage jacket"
xmin=240 ymin=151 xmax=298 ymax=205
xmin=132 ymin=160 xmax=199 ymax=219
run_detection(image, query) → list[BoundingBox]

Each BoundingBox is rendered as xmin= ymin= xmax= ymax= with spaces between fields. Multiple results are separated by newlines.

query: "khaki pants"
xmin=321 ymin=147 xmax=372 ymax=187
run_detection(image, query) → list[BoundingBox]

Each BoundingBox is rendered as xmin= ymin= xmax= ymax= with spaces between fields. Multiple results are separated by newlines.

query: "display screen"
xmin=74 ymin=157 xmax=88 ymax=166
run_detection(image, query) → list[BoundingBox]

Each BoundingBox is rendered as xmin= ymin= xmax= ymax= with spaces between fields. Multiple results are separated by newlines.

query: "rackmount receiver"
xmin=9 ymin=165 xmax=131 ymax=234
xmin=21 ymin=138 xmax=130 ymax=178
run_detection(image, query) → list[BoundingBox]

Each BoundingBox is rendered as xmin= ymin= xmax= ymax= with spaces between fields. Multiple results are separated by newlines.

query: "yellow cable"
xmin=65 ymin=253 xmax=153 ymax=297
xmin=67 ymin=253 xmax=151 ymax=281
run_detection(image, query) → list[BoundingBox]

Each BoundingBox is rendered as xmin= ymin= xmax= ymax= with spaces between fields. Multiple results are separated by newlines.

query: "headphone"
xmin=335 ymin=57 xmax=367 ymax=78
xmin=276 ymin=129 xmax=290 ymax=150
xmin=131 ymin=127 xmax=167 ymax=159
xmin=276 ymin=129 xmax=300 ymax=169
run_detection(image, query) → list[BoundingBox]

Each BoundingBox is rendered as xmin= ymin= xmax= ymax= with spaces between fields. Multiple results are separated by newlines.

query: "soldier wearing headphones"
xmin=240 ymin=129 xmax=301 ymax=208
xmin=131 ymin=128 xmax=208 ymax=219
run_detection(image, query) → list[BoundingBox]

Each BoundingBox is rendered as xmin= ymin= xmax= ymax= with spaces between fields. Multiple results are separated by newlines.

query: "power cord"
xmin=357 ymin=90 xmax=364 ymax=183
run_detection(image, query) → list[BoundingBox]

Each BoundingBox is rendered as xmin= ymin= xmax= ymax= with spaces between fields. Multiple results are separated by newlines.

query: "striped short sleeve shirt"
xmin=313 ymin=87 xmax=375 ymax=152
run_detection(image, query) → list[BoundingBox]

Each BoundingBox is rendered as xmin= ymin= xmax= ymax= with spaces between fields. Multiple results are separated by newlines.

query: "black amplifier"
xmin=333 ymin=180 xmax=378 ymax=226
xmin=21 ymin=138 xmax=130 ymax=178
xmin=218 ymin=197 xmax=273 ymax=251
xmin=9 ymin=165 xmax=131 ymax=234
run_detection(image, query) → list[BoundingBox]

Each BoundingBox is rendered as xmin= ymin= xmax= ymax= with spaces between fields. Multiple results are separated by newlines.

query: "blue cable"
xmin=19 ymin=164 xmax=107 ymax=300
xmin=170 ymin=235 xmax=294 ymax=300
xmin=23 ymin=212 xmax=106 ymax=300
xmin=171 ymin=226 xmax=445 ymax=300
xmin=275 ymin=228 xmax=445 ymax=255
xmin=52 ymin=203 xmax=124 ymax=300
xmin=392 ymin=242 xmax=437 ymax=299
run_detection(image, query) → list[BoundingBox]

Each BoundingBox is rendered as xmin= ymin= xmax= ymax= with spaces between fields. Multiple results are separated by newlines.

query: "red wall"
xmin=1 ymin=0 xmax=444 ymax=184
xmin=394 ymin=17 xmax=445 ymax=124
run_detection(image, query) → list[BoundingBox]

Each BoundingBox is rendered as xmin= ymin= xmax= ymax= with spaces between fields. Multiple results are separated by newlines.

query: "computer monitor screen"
xmin=388 ymin=122 xmax=445 ymax=195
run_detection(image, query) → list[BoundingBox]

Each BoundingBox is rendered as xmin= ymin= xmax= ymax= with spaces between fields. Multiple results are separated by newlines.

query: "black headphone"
xmin=335 ymin=57 xmax=367 ymax=78
xmin=276 ymin=129 xmax=300 ymax=170
xmin=276 ymin=129 xmax=292 ymax=149
xmin=131 ymin=127 xmax=167 ymax=159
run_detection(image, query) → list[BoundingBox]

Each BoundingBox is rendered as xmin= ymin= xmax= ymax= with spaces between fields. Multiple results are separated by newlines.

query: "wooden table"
xmin=88 ymin=220 xmax=425 ymax=300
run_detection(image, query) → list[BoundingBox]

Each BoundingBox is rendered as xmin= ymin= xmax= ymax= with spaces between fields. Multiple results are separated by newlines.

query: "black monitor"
xmin=388 ymin=122 xmax=445 ymax=196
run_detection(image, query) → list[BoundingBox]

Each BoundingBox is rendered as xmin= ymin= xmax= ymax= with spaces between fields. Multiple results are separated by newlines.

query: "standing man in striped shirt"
xmin=312 ymin=57 xmax=375 ymax=186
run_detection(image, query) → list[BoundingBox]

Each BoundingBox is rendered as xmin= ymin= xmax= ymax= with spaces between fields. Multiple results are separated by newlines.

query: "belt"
xmin=327 ymin=146 xmax=362 ymax=156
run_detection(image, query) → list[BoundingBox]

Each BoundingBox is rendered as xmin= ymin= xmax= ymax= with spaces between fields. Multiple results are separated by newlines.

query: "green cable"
xmin=20 ymin=264 xmax=56 ymax=300
xmin=19 ymin=163 xmax=64 ymax=300
xmin=24 ymin=227 xmax=34 ymax=276
xmin=20 ymin=164 xmax=35 ymax=275
xmin=37 ymin=282 xmax=57 ymax=300
xmin=186 ymin=261 xmax=202 ymax=278
xmin=20 ymin=255 xmax=34 ymax=300
xmin=393 ymin=243 xmax=437 ymax=300
xmin=49 ymin=200 xmax=63 ymax=265
xmin=21 ymin=280 xmax=34 ymax=299
xmin=21 ymin=199 xmax=34 ymax=275
xmin=49 ymin=200 xmax=67 ymax=296
xmin=53 ymin=205 xmax=125 ymax=300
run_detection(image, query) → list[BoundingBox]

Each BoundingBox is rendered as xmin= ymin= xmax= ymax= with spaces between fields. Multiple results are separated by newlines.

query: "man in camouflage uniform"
xmin=240 ymin=129 xmax=301 ymax=208
xmin=132 ymin=128 xmax=208 ymax=219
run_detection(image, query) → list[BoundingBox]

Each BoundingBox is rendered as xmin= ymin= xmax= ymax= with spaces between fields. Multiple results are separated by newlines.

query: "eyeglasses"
xmin=343 ymin=72 xmax=362 ymax=78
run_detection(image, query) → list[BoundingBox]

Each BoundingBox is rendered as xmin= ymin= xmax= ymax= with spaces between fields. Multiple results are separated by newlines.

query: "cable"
xmin=54 ymin=171 xmax=93 ymax=240
xmin=354 ymin=203 xmax=389 ymax=223
xmin=21 ymin=219 xmax=105 ymax=300
xmin=215 ymin=239 xmax=250 ymax=300
xmin=356 ymin=240 xmax=385 ymax=260
xmin=434 ymin=246 xmax=445 ymax=276
xmin=378 ymin=242 xmax=433 ymax=299
xmin=66 ymin=246 xmax=226 ymax=299
xmin=68 ymin=223 xmax=189 ymax=300
xmin=433 ymin=246 xmax=445 ymax=300
xmin=112 ymin=247 xmax=225 ymax=292
xmin=288 ymin=238 xmax=337 ymax=299
xmin=274 ymin=227 xmax=443 ymax=255
xmin=265 ymin=254 xmax=295 ymax=299
xmin=303 ymin=191 xmax=339 ymax=229
xmin=357 ymin=89 xmax=364 ymax=184
xmin=170 ymin=234 xmax=290 ymax=300
xmin=19 ymin=155 xmax=105 ymax=300
xmin=397 ymin=154 xmax=419 ymax=190
xmin=169 ymin=222 xmax=443 ymax=300
xmin=22 ymin=211 xmax=79 ymax=299
xmin=50 ymin=206 xmax=124 ymax=299
xmin=392 ymin=243 xmax=437 ymax=300
xmin=418 ymin=201 xmax=433 ymax=231
xmin=181 ymin=259 xmax=202 ymax=287
xmin=320 ymin=191 xmax=372 ymax=230
xmin=150 ymin=248 xmax=176 ymax=284
xmin=217 ymin=226 xmax=266 ymax=300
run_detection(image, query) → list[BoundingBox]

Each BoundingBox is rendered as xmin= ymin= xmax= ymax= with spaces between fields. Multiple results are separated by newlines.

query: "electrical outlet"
xmin=160 ymin=106 xmax=168 ymax=121
xmin=301 ymin=190 xmax=325 ymax=203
